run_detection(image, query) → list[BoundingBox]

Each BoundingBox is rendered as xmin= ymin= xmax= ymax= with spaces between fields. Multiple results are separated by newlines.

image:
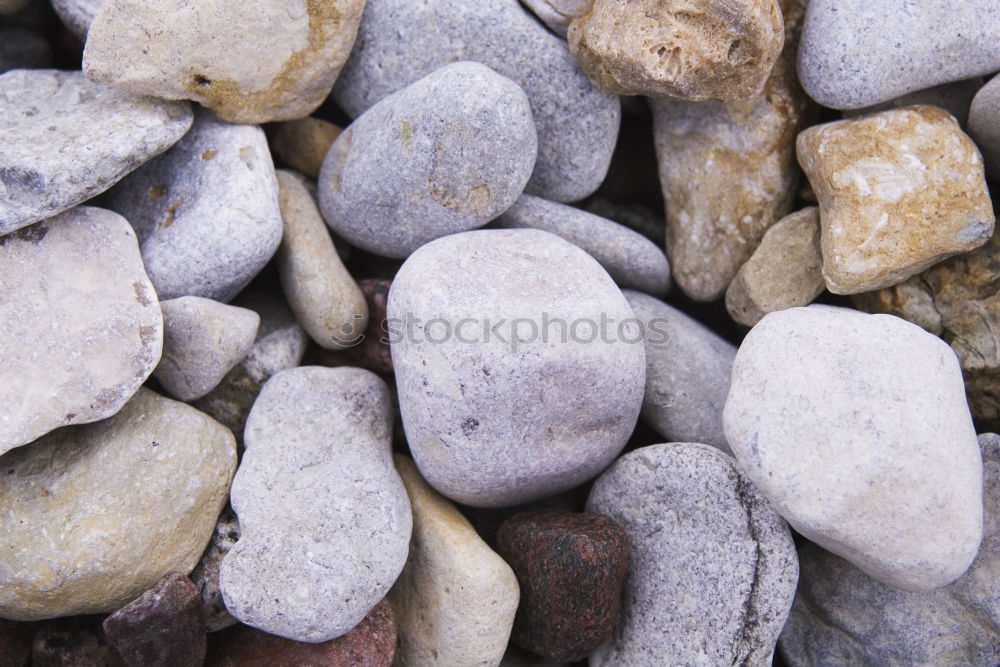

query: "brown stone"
xmin=32 ymin=616 xmax=125 ymax=667
xmin=270 ymin=116 xmax=343 ymax=179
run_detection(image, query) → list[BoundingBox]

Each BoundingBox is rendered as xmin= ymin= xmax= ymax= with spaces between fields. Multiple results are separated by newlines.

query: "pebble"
xmin=106 ymin=107 xmax=283 ymax=302
xmin=270 ymin=116 xmax=343 ymax=179
xmin=51 ymin=0 xmax=100 ymax=39
xmin=724 ymin=305 xmax=984 ymax=591
xmin=220 ymin=367 xmax=412 ymax=643
xmin=0 ymin=69 xmax=192 ymax=235
xmin=582 ymin=198 xmax=665 ymax=246
xmin=0 ymin=388 xmax=236 ymax=620
xmin=843 ymin=77 xmax=984 ymax=127
xmin=0 ymin=207 xmax=162 ymax=455
xmin=319 ymin=61 xmax=536 ymax=258
xmin=521 ymin=0 xmax=590 ymax=37
xmin=0 ymin=0 xmax=27 ymax=13
xmin=83 ymin=0 xmax=366 ymax=124
xmin=797 ymin=105 xmax=995 ymax=294
xmin=0 ymin=27 xmax=51 ymax=73
xmin=969 ymin=74 xmax=1000 ymax=182
xmin=188 ymin=506 xmax=240 ymax=633
xmin=725 ymin=207 xmax=825 ymax=327
xmin=389 ymin=456 xmax=519 ymax=667
xmin=587 ymin=442 xmax=798 ymax=666
xmin=568 ymin=0 xmax=784 ymax=101
xmin=389 ymin=229 xmax=645 ymax=507
xmin=332 ymin=0 xmax=620 ymax=203
xmin=103 ymin=572 xmax=206 ymax=667
xmin=797 ymin=0 xmax=1000 ymax=110
xmin=494 ymin=194 xmax=671 ymax=296
xmin=0 ymin=620 xmax=32 ymax=667
xmin=495 ymin=510 xmax=630 ymax=663
xmin=344 ymin=279 xmax=394 ymax=374
xmin=32 ymin=617 xmax=124 ymax=667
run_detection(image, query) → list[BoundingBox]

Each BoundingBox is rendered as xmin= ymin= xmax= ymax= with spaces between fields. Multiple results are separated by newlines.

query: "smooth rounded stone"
xmin=568 ymin=0 xmax=783 ymax=101
xmin=0 ymin=388 xmax=236 ymax=621
xmin=389 ymin=456 xmax=519 ymax=667
xmin=32 ymin=617 xmax=124 ymax=667
xmin=154 ymin=297 xmax=260 ymax=402
xmin=103 ymin=572 xmax=206 ymax=667
xmin=725 ymin=207 xmax=824 ymax=326
xmin=0 ymin=69 xmax=192 ymax=235
xmin=188 ymin=506 xmax=240 ymax=633
xmin=797 ymin=0 xmax=1000 ymax=110
xmin=582 ymin=198 xmax=665 ymax=247
xmin=495 ymin=511 xmax=629 ymax=663
xmin=319 ymin=62 xmax=536 ymax=258
xmin=220 ymin=367 xmax=411 ymax=643
xmin=270 ymin=117 xmax=342 ymax=179
xmin=51 ymin=0 xmax=101 ymax=40
xmin=0 ymin=207 xmax=162 ymax=455
xmin=333 ymin=0 xmax=619 ymax=203
xmin=969 ymin=74 xmax=1000 ymax=182
xmin=276 ymin=170 xmax=368 ymax=348
xmin=798 ymin=106 xmax=995 ymax=295
xmin=106 ymin=107 xmax=283 ymax=302
xmin=0 ymin=27 xmax=52 ymax=73
xmin=724 ymin=305 xmax=984 ymax=591
xmin=521 ymin=0 xmax=590 ymax=37
xmin=389 ymin=229 xmax=645 ymax=507
xmin=623 ymin=290 xmax=736 ymax=454
xmin=83 ymin=0 xmax=365 ymax=124
xmin=844 ymin=77 xmax=984 ymax=128
xmin=495 ymin=194 xmax=670 ymax=296
xmin=587 ymin=443 xmax=798 ymax=666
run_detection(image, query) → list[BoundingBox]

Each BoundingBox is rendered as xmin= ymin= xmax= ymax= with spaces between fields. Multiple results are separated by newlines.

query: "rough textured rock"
xmin=51 ymin=0 xmax=101 ymax=39
xmin=0 ymin=27 xmax=52 ymax=73
xmin=189 ymin=506 xmax=240 ymax=633
xmin=0 ymin=69 xmax=192 ymax=235
xmin=844 ymin=77 xmax=984 ymax=128
xmin=0 ymin=388 xmax=236 ymax=620
xmin=106 ymin=107 xmax=283 ymax=302
xmin=220 ymin=367 xmax=411 ymax=643
xmin=389 ymin=229 xmax=645 ymax=507
xmin=969 ymin=74 xmax=1000 ymax=182
xmin=724 ymin=305 xmax=984 ymax=591
xmin=31 ymin=617 xmax=124 ymax=667
xmin=83 ymin=0 xmax=366 ymax=124
xmin=332 ymin=0 xmax=619 ymax=203
xmin=798 ymin=105 xmax=995 ymax=294
xmin=389 ymin=456 xmax=519 ymax=666
xmin=521 ymin=0 xmax=590 ymax=37
xmin=0 ymin=207 xmax=162 ymax=455
xmin=588 ymin=443 xmax=798 ymax=666
xmin=270 ymin=117 xmax=342 ymax=179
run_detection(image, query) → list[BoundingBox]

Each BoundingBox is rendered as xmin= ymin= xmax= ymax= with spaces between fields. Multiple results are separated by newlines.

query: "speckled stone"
xmin=51 ymin=0 xmax=101 ymax=39
xmin=844 ymin=77 xmax=983 ymax=128
xmin=0 ymin=27 xmax=51 ymax=73
xmin=969 ymin=74 xmax=1000 ymax=182
xmin=521 ymin=0 xmax=590 ymax=37
xmin=31 ymin=617 xmax=124 ymax=667
xmin=188 ymin=506 xmax=240 ymax=633
xmin=270 ymin=117 xmax=343 ymax=179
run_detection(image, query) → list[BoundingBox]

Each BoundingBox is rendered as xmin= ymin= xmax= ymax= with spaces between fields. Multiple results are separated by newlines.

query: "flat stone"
xmin=587 ymin=442 xmax=798 ymax=666
xmin=31 ymin=617 xmax=124 ymax=667
xmin=797 ymin=105 xmax=995 ymax=294
xmin=188 ymin=506 xmax=240 ymax=633
xmin=83 ymin=0 xmax=366 ymax=124
xmin=724 ymin=305 xmax=984 ymax=591
xmin=0 ymin=388 xmax=236 ymax=620
xmin=106 ymin=107 xmax=283 ymax=302
xmin=0 ymin=27 xmax=51 ymax=73
xmin=389 ymin=229 xmax=645 ymax=507
xmin=332 ymin=0 xmax=620 ymax=203
xmin=521 ymin=0 xmax=590 ymax=37
xmin=270 ymin=117 xmax=342 ymax=179
xmin=844 ymin=77 xmax=984 ymax=128
xmin=0 ymin=207 xmax=162 ymax=455
xmin=969 ymin=74 xmax=1000 ymax=182
xmin=389 ymin=456 xmax=519 ymax=666
xmin=51 ymin=0 xmax=100 ymax=39
xmin=220 ymin=367 xmax=411 ymax=643
xmin=0 ymin=69 xmax=192 ymax=235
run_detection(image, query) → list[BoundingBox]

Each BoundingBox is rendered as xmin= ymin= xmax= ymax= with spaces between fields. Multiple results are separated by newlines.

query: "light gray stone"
xmin=332 ymin=0 xmax=619 ymax=203
xmin=521 ymin=0 xmax=590 ymax=37
xmin=724 ymin=305 xmax=984 ymax=592
xmin=319 ymin=61 xmax=536 ymax=259
xmin=188 ymin=505 xmax=240 ymax=633
xmin=220 ymin=366 xmax=412 ymax=643
xmin=51 ymin=0 xmax=101 ymax=39
xmin=970 ymin=74 xmax=1000 ymax=182
xmin=844 ymin=77 xmax=984 ymax=127
xmin=582 ymin=198 xmax=664 ymax=247
xmin=0 ymin=27 xmax=51 ymax=73
xmin=587 ymin=442 xmax=798 ymax=666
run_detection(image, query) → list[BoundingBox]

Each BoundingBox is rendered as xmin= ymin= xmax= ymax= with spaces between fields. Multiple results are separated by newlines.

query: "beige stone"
xmin=0 ymin=388 xmax=236 ymax=621
xmin=725 ymin=207 xmax=824 ymax=326
xmin=797 ymin=105 xmax=995 ymax=294
xmin=569 ymin=0 xmax=783 ymax=101
xmin=389 ymin=456 xmax=519 ymax=667
xmin=270 ymin=116 xmax=343 ymax=179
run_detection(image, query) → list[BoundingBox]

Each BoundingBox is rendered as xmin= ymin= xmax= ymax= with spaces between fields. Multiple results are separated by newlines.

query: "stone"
xmin=189 ymin=506 xmax=240 ymax=633
xmin=154 ymin=297 xmax=259 ymax=401
xmin=0 ymin=27 xmax=51 ymax=73
xmin=500 ymin=647 xmax=568 ymax=667
xmin=844 ymin=77 xmax=984 ymax=128
xmin=0 ymin=0 xmax=26 ymax=12
xmin=270 ymin=117 xmax=343 ymax=179
xmin=220 ymin=367 xmax=411 ymax=643
xmin=587 ymin=442 xmax=798 ymax=666
xmin=724 ymin=305 xmax=984 ymax=591
xmin=83 ymin=0 xmax=366 ymax=124
xmin=798 ymin=105 xmax=995 ymax=294
xmin=583 ymin=198 xmax=665 ymax=246
xmin=31 ymin=617 xmax=124 ymax=667
xmin=0 ymin=207 xmax=162 ymax=455
xmin=0 ymin=388 xmax=236 ymax=620
xmin=568 ymin=0 xmax=784 ymax=101
xmin=650 ymin=0 xmax=813 ymax=301
xmin=319 ymin=61 xmax=536 ymax=258
xmin=495 ymin=194 xmax=671 ymax=296
xmin=495 ymin=511 xmax=629 ymax=663
xmin=389 ymin=229 xmax=645 ymax=507
xmin=521 ymin=0 xmax=590 ymax=37
xmin=106 ymin=107 xmax=283 ymax=302
xmin=0 ymin=620 xmax=33 ymax=667
xmin=0 ymin=69 xmax=192 ymax=235
xmin=103 ymin=572 xmax=206 ymax=667
xmin=344 ymin=279 xmax=393 ymax=374
xmin=969 ymin=74 xmax=1000 ymax=182
xmin=276 ymin=169 xmax=368 ymax=348
xmin=797 ymin=0 xmax=1000 ymax=110
xmin=332 ymin=0 xmax=619 ymax=203
xmin=51 ymin=0 xmax=101 ymax=40
xmin=725 ymin=207 xmax=824 ymax=326
xmin=779 ymin=433 xmax=1000 ymax=666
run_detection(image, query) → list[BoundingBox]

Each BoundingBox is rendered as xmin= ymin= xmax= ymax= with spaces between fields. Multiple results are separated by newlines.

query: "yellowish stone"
xmin=270 ymin=117 xmax=343 ymax=179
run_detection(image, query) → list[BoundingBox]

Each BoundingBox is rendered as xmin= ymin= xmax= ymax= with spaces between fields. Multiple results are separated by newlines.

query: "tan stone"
xmin=797 ymin=105 xmax=995 ymax=294
xmin=569 ymin=0 xmax=784 ymax=101
xmin=270 ymin=116 xmax=343 ymax=179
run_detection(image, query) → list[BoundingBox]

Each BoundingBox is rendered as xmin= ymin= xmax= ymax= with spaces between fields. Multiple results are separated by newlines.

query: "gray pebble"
xmin=520 ymin=0 xmax=590 ymax=37
xmin=0 ymin=27 xmax=51 ymax=73
xmin=844 ymin=77 xmax=984 ymax=128
xmin=51 ymin=0 xmax=101 ymax=39
xmin=969 ymin=75 xmax=1000 ymax=182
xmin=188 ymin=505 xmax=240 ymax=633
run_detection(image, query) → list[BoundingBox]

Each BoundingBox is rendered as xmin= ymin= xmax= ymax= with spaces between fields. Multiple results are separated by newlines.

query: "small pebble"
xmin=270 ymin=117 xmax=343 ymax=179
xmin=31 ymin=617 xmax=124 ymax=667
xmin=0 ymin=27 xmax=51 ymax=73
xmin=843 ymin=77 xmax=984 ymax=128
xmin=0 ymin=0 xmax=27 ymax=13
xmin=344 ymin=279 xmax=394 ymax=374
xmin=582 ymin=198 xmax=665 ymax=246
xmin=0 ymin=620 xmax=32 ymax=667
xmin=188 ymin=506 xmax=240 ymax=633
xmin=969 ymin=74 xmax=1000 ymax=182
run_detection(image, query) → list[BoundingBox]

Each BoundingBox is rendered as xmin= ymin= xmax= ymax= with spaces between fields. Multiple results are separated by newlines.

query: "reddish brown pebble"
xmin=346 ymin=279 xmax=393 ymax=374
xmin=32 ymin=616 xmax=125 ymax=667
xmin=496 ymin=510 xmax=630 ymax=663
